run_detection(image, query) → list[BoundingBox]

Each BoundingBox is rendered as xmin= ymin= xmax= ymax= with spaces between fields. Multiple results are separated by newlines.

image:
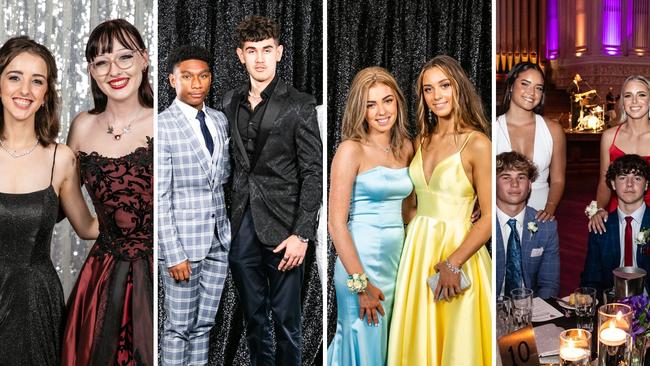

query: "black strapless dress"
xmin=0 ymin=185 xmax=64 ymax=366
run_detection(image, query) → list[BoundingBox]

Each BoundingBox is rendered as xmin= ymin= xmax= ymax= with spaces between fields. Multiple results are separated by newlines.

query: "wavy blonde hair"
xmin=415 ymin=55 xmax=489 ymax=142
xmin=341 ymin=66 xmax=409 ymax=158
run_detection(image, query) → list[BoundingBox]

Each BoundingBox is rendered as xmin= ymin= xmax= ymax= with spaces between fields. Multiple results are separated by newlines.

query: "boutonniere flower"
xmin=527 ymin=222 xmax=538 ymax=239
xmin=636 ymin=228 xmax=650 ymax=256
xmin=636 ymin=227 xmax=650 ymax=246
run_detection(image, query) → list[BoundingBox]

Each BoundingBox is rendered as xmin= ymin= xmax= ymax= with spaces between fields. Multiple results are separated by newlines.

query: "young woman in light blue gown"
xmin=327 ymin=66 xmax=414 ymax=366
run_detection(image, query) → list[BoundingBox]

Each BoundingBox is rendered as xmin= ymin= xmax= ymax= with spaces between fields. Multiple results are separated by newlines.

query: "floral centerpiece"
xmin=620 ymin=295 xmax=650 ymax=365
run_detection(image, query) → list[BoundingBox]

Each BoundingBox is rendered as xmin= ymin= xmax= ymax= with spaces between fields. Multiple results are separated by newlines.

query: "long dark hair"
xmin=0 ymin=36 xmax=59 ymax=145
xmin=501 ymin=61 xmax=546 ymax=115
xmin=85 ymin=19 xmax=153 ymax=114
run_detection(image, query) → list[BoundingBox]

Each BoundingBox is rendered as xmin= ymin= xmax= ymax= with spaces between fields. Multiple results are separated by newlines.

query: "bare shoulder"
xmin=332 ymin=140 xmax=362 ymax=171
xmin=467 ymin=131 xmax=491 ymax=151
xmin=601 ymin=125 xmax=618 ymax=145
xmin=465 ymin=131 xmax=491 ymax=162
xmin=51 ymin=143 xmax=78 ymax=179
xmin=67 ymin=111 xmax=97 ymax=148
xmin=400 ymin=137 xmax=415 ymax=161
xmin=334 ymin=139 xmax=362 ymax=160
xmin=543 ymin=117 xmax=566 ymax=135
xmin=54 ymin=143 xmax=77 ymax=165
xmin=69 ymin=111 xmax=97 ymax=132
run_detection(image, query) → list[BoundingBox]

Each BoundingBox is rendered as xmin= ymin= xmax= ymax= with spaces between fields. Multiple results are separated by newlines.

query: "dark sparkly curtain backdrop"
xmin=157 ymin=1 xmax=323 ymax=365
xmin=326 ymin=0 xmax=492 ymax=345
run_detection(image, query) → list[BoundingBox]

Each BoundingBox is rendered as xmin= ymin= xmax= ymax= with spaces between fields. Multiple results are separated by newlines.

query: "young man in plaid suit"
xmin=158 ymin=45 xmax=231 ymax=366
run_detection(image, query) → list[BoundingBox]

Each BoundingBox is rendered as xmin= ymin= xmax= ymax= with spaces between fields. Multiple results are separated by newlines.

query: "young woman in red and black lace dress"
xmin=62 ymin=19 xmax=153 ymax=365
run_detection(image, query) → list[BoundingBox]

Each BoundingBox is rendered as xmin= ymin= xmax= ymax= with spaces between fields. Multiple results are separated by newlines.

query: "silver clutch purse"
xmin=427 ymin=270 xmax=471 ymax=301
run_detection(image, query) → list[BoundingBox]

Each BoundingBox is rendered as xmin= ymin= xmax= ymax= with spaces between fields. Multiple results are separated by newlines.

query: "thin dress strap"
xmin=458 ymin=131 xmax=476 ymax=153
xmin=612 ymin=124 xmax=623 ymax=147
xmin=50 ymin=143 xmax=58 ymax=185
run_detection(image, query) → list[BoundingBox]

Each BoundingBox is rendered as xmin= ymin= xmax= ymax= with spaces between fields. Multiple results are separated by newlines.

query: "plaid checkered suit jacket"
xmin=496 ymin=206 xmax=560 ymax=298
xmin=157 ymin=100 xmax=231 ymax=267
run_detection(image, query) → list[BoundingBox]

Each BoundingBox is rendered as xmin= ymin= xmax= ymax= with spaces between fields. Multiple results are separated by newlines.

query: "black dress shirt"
xmin=237 ymin=76 xmax=279 ymax=165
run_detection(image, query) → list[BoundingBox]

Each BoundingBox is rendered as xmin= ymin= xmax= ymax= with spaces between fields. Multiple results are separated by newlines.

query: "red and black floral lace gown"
xmin=62 ymin=138 xmax=153 ymax=366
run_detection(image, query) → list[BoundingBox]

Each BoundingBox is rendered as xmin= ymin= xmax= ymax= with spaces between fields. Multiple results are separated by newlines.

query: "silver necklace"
xmin=369 ymin=142 xmax=391 ymax=153
xmin=0 ymin=139 xmax=39 ymax=158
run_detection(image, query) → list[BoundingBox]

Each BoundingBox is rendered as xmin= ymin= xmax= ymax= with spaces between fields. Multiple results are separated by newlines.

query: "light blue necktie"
xmin=505 ymin=218 xmax=524 ymax=295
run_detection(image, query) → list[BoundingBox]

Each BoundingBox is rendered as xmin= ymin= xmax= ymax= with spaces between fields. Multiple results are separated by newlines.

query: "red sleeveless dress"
xmin=607 ymin=125 xmax=650 ymax=212
xmin=62 ymin=138 xmax=153 ymax=365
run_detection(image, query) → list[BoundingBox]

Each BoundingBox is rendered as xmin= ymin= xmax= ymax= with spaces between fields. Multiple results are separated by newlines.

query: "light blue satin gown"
xmin=327 ymin=166 xmax=413 ymax=366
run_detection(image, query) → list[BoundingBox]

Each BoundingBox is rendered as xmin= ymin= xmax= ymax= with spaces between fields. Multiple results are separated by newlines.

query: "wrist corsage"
xmin=347 ymin=273 xmax=368 ymax=294
xmin=585 ymin=200 xmax=605 ymax=219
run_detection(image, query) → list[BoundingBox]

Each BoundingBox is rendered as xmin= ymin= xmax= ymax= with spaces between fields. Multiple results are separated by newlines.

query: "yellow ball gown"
xmin=387 ymin=132 xmax=492 ymax=365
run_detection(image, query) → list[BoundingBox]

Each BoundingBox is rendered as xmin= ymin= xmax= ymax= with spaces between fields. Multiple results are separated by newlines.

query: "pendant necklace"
xmin=106 ymin=109 xmax=142 ymax=141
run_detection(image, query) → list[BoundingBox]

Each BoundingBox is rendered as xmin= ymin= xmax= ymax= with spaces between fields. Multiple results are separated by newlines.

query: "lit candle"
xmin=600 ymin=319 xmax=627 ymax=347
xmin=560 ymin=346 xmax=589 ymax=361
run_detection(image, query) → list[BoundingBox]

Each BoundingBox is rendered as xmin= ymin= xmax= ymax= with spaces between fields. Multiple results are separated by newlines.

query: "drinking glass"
xmin=574 ymin=287 xmax=597 ymax=332
xmin=497 ymin=295 xmax=512 ymax=338
xmin=510 ymin=288 xmax=533 ymax=331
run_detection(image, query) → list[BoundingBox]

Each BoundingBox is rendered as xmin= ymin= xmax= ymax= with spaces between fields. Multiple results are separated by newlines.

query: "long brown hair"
xmin=416 ymin=55 xmax=489 ymax=142
xmin=341 ymin=66 xmax=409 ymax=158
xmin=86 ymin=19 xmax=153 ymax=114
xmin=0 ymin=36 xmax=59 ymax=145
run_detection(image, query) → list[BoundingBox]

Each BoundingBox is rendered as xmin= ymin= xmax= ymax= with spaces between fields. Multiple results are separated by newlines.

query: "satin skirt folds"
xmin=327 ymin=215 xmax=405 ymax=366
xmin=387 ymin=216 xmax=492 ymax=366
xmin=61 ymin=248 xmax=154 ymax=366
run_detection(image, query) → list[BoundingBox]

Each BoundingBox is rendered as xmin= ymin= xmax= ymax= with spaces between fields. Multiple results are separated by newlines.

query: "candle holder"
xmin=598 ymin=303 xmax=633 ymax=366
xmin=560 ymin=329 xmax=591 ymax=366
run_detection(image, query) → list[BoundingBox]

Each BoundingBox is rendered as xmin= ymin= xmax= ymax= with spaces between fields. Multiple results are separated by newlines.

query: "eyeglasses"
xmin=89 ymin=49 xmax=144 ymax=76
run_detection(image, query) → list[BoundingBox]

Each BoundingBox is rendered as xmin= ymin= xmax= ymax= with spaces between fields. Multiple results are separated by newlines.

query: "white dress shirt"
xmin=617 ymin=204 xmax=646 ymax=267
xmin=175 ymin=98 xmax=220 ymax=160
xmin=497 ymin=206 xmax=526 ymax=296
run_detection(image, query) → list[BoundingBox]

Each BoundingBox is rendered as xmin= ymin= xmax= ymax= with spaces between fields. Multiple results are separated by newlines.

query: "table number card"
xmin=498 ymin=325 xmax=541 ymax=366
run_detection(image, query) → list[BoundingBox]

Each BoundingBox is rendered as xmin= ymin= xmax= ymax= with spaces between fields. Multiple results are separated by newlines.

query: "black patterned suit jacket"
xmin=218 ymin=79 xmax=322 ymax=249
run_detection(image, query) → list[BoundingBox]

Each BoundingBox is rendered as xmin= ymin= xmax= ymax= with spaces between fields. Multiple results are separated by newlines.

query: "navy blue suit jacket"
xmin=496 ymin=206 xmax=560 ymax=299
xmin=581 ymin=205 xmax=650 ymax=293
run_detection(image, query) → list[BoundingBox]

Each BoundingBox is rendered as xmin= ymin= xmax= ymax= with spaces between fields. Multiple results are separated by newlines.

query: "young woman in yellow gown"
xmin=387 ymin=55 xmax=492 ymax=365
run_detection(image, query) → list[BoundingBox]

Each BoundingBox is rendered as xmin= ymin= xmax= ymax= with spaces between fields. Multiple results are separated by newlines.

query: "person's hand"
xmin=433 ymin=261 xmax=462 ymax=302
xmin=358 ymin=282 xmax=385 ymax=326
xmin=273 ymin=235 xmax=308 ymax=271
xmin=535 ymin=204 xmax=556 ymax=222
xmin=588 ymin=209 xmax=608 ymax=234
xmin=470 ymin=204 xmax=481 ymax=223
xmin=168 ymin=260 xmax=191 ymax=282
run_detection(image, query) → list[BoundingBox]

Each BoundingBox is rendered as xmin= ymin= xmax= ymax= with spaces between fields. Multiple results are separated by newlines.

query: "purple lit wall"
xmin=546 ymin=0 xmax=559 ymax=59
xmin=602 ymin=0 xmax=623 ymax=55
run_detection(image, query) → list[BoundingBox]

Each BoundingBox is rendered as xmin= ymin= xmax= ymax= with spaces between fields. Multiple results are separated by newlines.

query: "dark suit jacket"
xmin=496 ymin=206 xmax=560 ymax=299
xmin=581 ymin=205 xmax=650 ymax=293
xmin=218 ymin=79 xmax=322 ymax=248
